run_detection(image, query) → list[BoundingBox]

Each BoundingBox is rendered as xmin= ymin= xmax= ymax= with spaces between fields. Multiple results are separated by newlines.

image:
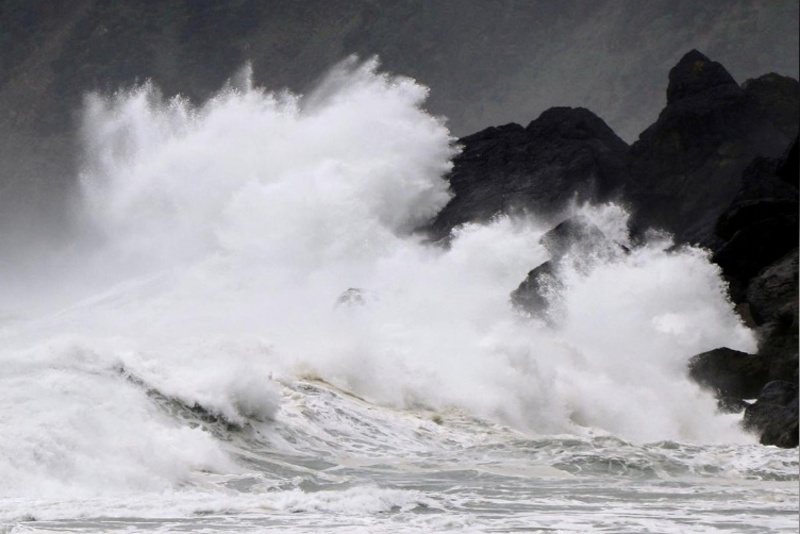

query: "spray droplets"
xmin=72 ymin=60 xmax=755 ymax=443
xmin=0 ymin=61 xmax=760 ymax=499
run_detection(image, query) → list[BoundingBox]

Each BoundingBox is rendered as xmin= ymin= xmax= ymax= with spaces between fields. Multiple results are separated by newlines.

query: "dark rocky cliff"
xmin=430 ymin=50 xmax=799 ymax=446
xmin=429 ymin=107 xmax=629 ymax=241
xmin=624 ymin=50 xmax=798 ymax=246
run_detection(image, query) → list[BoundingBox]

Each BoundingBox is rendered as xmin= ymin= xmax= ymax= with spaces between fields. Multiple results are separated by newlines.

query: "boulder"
xmin=742 ymin=380 xmax=799 ymax=448
xmin=710 ymin=136 xmax=798 ymax=385
xmin=428 ymin=107 xmax=628 ymax=241
xmin=510 ymin=217 xmax=628 ymax=319
xmin=687 ymin=347 xmax=769 ymax=399
xmin=759 ymin=408 xmax=799 ymax=448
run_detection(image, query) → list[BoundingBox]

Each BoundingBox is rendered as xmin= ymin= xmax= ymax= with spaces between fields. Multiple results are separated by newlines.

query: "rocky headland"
xmin=428 ymin=50 xmax=799 ymax=447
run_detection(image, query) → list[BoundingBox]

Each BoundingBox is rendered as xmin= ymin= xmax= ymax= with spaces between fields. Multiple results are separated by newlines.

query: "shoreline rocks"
xmin=428 ymin=49 xmax=798 ymax=447
xmin=743 ymin=381 xmax=799 ymax=448
xmin=623 ymin=50 xmax=798 ymax=247
xmin=688 ymin=348 xmax=769 ymax=400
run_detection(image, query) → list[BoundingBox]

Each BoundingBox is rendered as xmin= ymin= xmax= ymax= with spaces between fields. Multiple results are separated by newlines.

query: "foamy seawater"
xmin=1 ymin=380 xmax=797 ymax=533
xmin=0 ymin=59 xmax=796 ymax=533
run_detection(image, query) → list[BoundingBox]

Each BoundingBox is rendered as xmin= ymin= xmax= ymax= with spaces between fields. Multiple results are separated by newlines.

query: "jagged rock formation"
xmin=695 ymin=133 xmax=799 ymax=444
xmin=747 ymin=250 xmax=799 ymax=383
xmin=743 ymin=380 xmax=799 ymax=448
xmin=624 ymin=50 xmax=798 ymax=246
xmin=430 ymin=51 xmax=798 ymax=247
xmin=430 ymin=50 xmax=798 ymax=447
xmin=510 ymin=217 xmax=628 ymax=322
xmin=428 ymin=107 xmax=629 ymax=241
xmin=688 ymin=347 xmax=769 ymax=400
xmin=713 ymin=148 xmax=799 ymax=303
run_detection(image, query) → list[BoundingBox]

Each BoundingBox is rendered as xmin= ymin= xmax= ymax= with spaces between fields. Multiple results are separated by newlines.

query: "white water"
xmin=0 ymin=58 xmax=795 ymax=532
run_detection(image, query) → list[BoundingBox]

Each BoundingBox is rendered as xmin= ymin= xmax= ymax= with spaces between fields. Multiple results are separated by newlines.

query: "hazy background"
xmin=0 ymin=0 xmax=798 ymax=251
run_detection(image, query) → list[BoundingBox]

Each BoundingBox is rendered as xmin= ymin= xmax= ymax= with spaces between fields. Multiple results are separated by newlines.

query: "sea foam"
xmin=0 ymin=57 xmax=758 ymax=497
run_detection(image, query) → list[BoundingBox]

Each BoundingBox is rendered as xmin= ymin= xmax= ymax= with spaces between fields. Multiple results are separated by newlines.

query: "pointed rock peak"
xmin=526 ymin=107 xmax=627 ymax=147
xmin=666 ymin=49 xmax=738 ymax=105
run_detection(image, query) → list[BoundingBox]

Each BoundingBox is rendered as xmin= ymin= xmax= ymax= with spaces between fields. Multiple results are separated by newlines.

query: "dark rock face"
xmin=688 ymin=348 xmax=769 ymax=400
xmin=427 ymin=49 xmax=797 ymax=447
xmin=539 ymin=217 xmax=612 ymax=259
xmin=712 ymin=150 xmax=799 ymax=302
xmin=653 ymin=55 xmax=799 ymax=448
xmin=743 ymin=74 xmax=800 ymax=141
xmin=665 ymin=49 xmax=739 ymax=105
xmin=625 ymin=50 xmax=799 ymax=246
xmin=743 ymin=381 xmax=799 ymax=448
xmin=759 ymin=407 xmax=799 ymax=448
xmin=710 ymin=134 xmax=799 ymax=391
xmin=510 ymin=261 xmax=559 ymax=321
xmin=689 ymin=133 xmax=798 ymax=448
xmin=755 ymin=380 xmax=798 ymax=406
xmin=713 ymin=217 xmax=798 ymax=303
xmin=746 ymin=250 xmax=799 ymax=384
xmin=428 ymin=107 xmax=629 ymax=240
xmin=746 ymin=249 xmax=799 ymax=326
xmin=714 ymin=157 xmax=798 ymax=242
xmin=510 ymin=217 xmax=627 ymax=321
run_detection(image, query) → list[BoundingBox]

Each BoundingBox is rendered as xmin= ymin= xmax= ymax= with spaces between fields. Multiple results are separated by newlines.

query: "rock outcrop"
xmin=712 ymin=147 xmax=799 ymax=303
xmin=647 ymin=70 xmax=798 ymax=446
xmin=698 ymin=133 xmax=798 ymax=446
xmin=688 ymin=347 xmax=769 ymax=400
xmin=746 ymin=249 xmax=799 ymax=384
xmin=743 ymin=380 xmax=799 ymax=448
xmin=428 ymin=107 xmax=628 ymax=241
xmin=510 ymin=216 xmax=627 ymax=322
xmin=430 ymin=49 xmax=798 ymax=447
xmin=624 ymin=50 xmax=798 ymax=247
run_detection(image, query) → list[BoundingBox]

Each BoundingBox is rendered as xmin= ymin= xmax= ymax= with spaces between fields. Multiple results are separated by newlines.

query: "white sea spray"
xmin=0 ymin=58 xmax=770 ymax=509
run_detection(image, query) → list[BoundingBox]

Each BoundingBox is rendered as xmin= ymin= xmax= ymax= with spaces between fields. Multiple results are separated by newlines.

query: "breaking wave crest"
xmin=0 ymin=58 xmax=760 ymax=497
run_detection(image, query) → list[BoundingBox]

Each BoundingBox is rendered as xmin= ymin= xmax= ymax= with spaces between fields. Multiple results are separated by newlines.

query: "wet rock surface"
xmin=688 ymin=348 xmax=770 ymax=400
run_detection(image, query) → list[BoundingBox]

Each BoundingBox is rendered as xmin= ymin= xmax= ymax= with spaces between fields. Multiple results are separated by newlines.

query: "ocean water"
xmin=0 ymin=58 xmax=796 ymax=533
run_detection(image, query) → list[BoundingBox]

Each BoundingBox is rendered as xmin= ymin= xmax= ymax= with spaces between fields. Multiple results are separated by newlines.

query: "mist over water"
xmin=0 ymin=58 xmax=765 ymax=505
